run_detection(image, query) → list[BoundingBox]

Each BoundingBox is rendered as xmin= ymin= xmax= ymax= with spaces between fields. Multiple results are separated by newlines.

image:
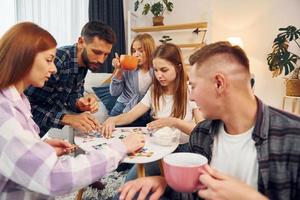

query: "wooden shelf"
xmin=131 ymin=22 xmax=207 ymax=32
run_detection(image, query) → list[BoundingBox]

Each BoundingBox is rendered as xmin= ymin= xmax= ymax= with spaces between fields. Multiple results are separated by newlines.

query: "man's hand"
xmin=147 ymin=117 xmax=177 ymax=130
xmin=44 ymin=138 xmax=77 ymax=156
xmin=119 ymin=176 xmax=167 ymax=200
xmin=76 ymin=94 xmax=99 ymax=113
xmin=198 ymin=165 xmax=268 ymax=200
xmin=61 ymin=113 xmax=102 ymax=133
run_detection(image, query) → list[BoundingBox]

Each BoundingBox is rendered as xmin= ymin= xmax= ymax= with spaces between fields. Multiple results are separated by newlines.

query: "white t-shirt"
xmin=138 ymin=70 xmax=152 ymax=94
xmin=210 ymin=124 xmax=258 ymax=189
xmin=141 ymin=88 xmax=198 ymax=144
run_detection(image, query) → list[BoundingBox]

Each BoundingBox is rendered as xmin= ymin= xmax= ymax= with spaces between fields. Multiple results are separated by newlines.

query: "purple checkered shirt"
xmin=0 ymin=86 xmax=127 ymax=199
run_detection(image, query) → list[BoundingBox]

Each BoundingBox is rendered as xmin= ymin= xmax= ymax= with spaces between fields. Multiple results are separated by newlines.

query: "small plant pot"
xmin=285 ymin=79 xmax=300 ymax=96
xmin=152 ymin=16 xmax=164 ymax=26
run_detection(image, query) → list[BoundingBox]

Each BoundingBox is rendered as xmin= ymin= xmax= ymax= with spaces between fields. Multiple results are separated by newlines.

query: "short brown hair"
xmin=0 ymin=22 xmax=57 ymax=89
xmin=131 ymin=33 xmax=155 ymax=70
xmin=189 ymin=41 xmax=249 ymax=70
xmin=81 ymin=21 xmax=116 ymax=45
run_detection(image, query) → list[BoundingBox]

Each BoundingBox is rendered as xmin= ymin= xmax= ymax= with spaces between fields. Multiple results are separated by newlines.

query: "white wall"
xmin=125 ymin=0 xmax=300 ymax=108
xmin=210 ymin=0 xmax=300 ymax=108
xmin=0 ymin=1 xmax=17 ymax=37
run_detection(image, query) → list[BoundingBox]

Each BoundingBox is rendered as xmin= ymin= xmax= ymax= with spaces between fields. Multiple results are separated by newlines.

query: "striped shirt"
xmin=168 ymin=98 xmax=300 ymax=200
xmin=25 ymin=44 xmax=88 ymax=137
xmin=0 ymin=86 xmax=126 ymax=200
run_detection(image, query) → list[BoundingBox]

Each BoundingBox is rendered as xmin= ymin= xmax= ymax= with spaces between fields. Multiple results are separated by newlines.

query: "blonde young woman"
xmin=109 ymin=33 xmax=155 ymax=126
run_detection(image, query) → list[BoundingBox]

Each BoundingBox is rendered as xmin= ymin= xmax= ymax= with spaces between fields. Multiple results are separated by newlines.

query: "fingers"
xmin=147 ymin=120 xmax=162 ymax=130
xmin=78 ymin=97 xmax=90 ymax=106
xmin=77 ymin=96 xmax=99 ymax=112
xmin=204 ymin=164 xmax=227 ymax=180
xmin=112 ymin=53 xmax=121 ymax=69
xmin=58 ymin=140 xmax=73 ymax=148
xmin=101 ymin=123 xmax=114 ymax=138
xmin=119 ymin=181 xmax=139 ymax=200
xmin=70 ymin=113 xmax=101 ymax=133
xmin=198 ymin=187 xmax=213 ymax=200
xmin=137 ymin=184 xmax=152 ymax=200
xmin=149 ymin=187 xmax=165 ymax=200
xmin=123 ymin=133 xmax=145 ymax=153
xmin=199 ymin=173 xmax=218 ymax=190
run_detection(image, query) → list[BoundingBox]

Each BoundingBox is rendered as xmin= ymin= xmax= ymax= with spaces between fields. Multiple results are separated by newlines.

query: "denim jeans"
xmin=110 ymin=101 xmax=126 ymax=116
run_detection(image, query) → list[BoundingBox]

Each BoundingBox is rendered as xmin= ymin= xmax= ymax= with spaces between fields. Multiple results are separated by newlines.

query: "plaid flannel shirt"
xmin=25 ymin=44 xmax=88 ymax=137
xmin=0 ymin=86 xmax=126 ymax=200
xmin=167 ymin=97 xmax=300 ymax=200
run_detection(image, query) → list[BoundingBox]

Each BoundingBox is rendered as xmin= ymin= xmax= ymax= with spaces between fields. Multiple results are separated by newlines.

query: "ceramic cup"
xmin=163 ymin=152 xmax=208 ymax=192
xmin=120 ymin=55 xmax=138 ymax=70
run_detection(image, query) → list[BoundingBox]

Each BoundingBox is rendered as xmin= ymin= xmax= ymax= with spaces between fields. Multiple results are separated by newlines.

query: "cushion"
xmin=92 ymin=83 xmax=118 ymax=114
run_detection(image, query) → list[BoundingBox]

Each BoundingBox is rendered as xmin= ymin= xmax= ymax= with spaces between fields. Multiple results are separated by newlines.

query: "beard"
xmin=81 ymin=48 xmax=103 ymax=72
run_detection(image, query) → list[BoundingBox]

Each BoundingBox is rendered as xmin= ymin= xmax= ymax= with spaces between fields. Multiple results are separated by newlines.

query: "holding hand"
xmin=76 ymin=94 xmax=99 ymax=113
xmin=147 ymin=116 xmax=177 ymax=130
xmin=198 ymin=165 xmax=268 ymax=200
xmin=62 ymin=113 xmax=102 ymax=133
xmin=112 ymin=52 xmax=121 ymax=69
xmin=118 ymin=176 xmax=167 ymax=200
xmin=45 ymin=138 xmax=77 ymax=156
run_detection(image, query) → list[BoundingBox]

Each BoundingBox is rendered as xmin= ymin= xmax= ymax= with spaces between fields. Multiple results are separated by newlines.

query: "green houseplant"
xmin=267 ymin=25 xmax=300 ymax=96
xmin=134 ymin=0 xmax=174 ymax=26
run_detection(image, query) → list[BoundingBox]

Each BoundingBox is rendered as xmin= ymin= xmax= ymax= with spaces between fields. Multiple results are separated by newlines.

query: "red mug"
xmin=120 ymin=55 xmax=138 ymax=70
xmin=163 ymin=152 xmax=208 ymax=192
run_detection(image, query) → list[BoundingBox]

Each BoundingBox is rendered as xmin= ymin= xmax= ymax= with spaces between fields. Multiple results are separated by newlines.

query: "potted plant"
xmin=267 ymin=25 xmax=300 ymax=96
xmin=134 ymin=0 xmax=174 ymax=26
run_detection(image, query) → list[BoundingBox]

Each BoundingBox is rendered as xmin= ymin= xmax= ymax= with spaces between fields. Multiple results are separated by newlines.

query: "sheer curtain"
xmin=16 ymin=0 xmax=89 ymax=46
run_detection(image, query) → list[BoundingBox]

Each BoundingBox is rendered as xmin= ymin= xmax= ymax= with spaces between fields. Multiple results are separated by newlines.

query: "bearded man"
xmin=25 ymin=21 xmax=116 ymax=137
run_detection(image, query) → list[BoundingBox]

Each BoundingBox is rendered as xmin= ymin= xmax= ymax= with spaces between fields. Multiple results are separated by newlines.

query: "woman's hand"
xmin=101 ymin=117 xmax=117 ymax=138
xmin=112 ymin=53 xmax=121 ymax=69
xmin=44 ymin=138 xmax=77 ymax=156
xmin=122 ymin=133 xmax=145 ymax=153
xmin=147 ymin=117 xmax=177 ymax=130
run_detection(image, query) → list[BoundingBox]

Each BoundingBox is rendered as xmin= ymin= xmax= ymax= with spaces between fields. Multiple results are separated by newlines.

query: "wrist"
xmin=171 ymin=117 xmax=179 ymax=128
xmin=61 ymin=114 xmax=71 ymax=125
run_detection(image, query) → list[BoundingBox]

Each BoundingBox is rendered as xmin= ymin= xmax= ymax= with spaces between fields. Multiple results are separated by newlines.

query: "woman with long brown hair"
xmin=0 ymin=22 xmax=144 ymax=199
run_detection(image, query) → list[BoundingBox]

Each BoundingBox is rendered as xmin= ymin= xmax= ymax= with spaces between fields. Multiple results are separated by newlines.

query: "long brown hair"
xmin=0 ymin=22 xmax=57 ymax=89
xmin=130 ymin=33 xmax=155 ymax=70
xmin=152 ymin=43 xmax=187 ymax=119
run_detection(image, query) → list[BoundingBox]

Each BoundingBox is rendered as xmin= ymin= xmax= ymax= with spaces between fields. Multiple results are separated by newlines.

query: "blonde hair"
xmin=130 ymin=33 xmax=155 ymax=70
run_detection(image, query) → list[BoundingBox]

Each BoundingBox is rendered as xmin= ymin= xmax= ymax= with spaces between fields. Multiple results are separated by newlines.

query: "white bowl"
xmin=150 ymin=127 xmax=179 ymax=146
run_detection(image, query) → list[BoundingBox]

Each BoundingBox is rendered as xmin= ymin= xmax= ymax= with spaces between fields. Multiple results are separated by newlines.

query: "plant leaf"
xmin=134 ymin=0 xmax=140 ymax=11
xmin=142 ymin=3 xmax=150 ymax=15
xmin=166 ymin=2 xmax=174 ymax=12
